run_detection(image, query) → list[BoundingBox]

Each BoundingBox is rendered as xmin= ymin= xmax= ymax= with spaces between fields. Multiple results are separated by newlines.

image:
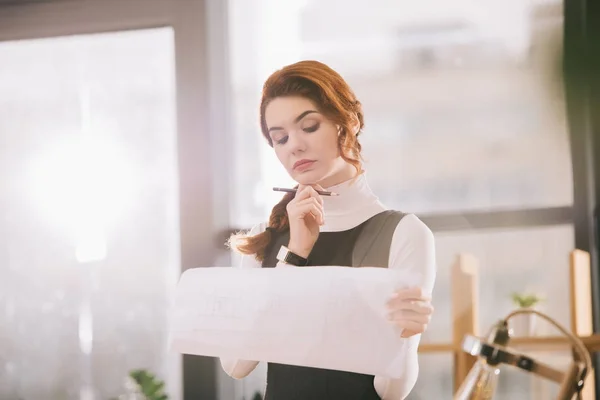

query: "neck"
xmin=319 ymin=171 xmax=388 ymax=232
xmin=316 ymin=163 xmax=358 ymax=188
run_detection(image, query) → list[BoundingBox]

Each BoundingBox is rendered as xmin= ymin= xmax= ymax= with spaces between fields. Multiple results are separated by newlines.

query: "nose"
xmin=287 ymin=130 xmax=306 ymax=154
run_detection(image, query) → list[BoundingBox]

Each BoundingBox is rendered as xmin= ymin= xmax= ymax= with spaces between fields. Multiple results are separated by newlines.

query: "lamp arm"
xmin=461 ymin=334 xmax=565 ymax=383
xmin=503 ymin=308 xmax=593 ymax=375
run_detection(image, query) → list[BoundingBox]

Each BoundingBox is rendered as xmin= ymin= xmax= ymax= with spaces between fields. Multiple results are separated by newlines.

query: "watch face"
xmin=276 ymin=246 xmax=288 ymax=263
xmin=277 ymin=246 xmax=308 ymax=266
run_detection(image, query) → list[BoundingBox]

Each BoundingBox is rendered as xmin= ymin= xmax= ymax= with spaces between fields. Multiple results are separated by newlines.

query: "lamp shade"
xmin=454 ymin=360 xmax=500 ymax=400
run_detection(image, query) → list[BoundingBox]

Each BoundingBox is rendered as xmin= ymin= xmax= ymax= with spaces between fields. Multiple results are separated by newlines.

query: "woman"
xmin=221 ymin=60 xmax=436 ymax=400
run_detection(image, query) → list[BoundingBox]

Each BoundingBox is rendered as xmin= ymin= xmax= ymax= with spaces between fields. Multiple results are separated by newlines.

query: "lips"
xmin=293 ymin=159 xmax=316 ymax=171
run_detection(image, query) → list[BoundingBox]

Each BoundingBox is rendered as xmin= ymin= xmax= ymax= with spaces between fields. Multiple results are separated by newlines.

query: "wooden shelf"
xmin=419 ymin=342 xmax=455 ymax=353
xmin=418 ymin=334 xmax=600 ymax=354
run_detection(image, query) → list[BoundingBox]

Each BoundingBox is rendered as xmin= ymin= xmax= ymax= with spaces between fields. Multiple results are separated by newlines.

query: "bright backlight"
xmin=27 ymin=136 xmax=138 ymax=262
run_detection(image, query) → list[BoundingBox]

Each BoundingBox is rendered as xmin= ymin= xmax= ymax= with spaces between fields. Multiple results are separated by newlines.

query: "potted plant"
xmin=509 ymin=292 xmax=544 ymax=336
xmin=113 ymin=369 xmax=168 ymax=400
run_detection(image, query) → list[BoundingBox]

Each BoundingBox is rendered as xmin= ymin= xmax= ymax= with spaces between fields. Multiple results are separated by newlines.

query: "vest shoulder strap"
xmin=352 ymin=210 xmax=407 ymax=268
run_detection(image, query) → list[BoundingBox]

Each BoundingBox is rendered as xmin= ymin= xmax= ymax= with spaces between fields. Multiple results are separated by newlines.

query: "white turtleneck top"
xmin=220 ymin=173 xmax=437 ymax=400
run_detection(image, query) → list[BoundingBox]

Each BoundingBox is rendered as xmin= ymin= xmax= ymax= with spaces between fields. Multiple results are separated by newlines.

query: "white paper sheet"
xmin=169 ymin=266 xmax=416 ymax=378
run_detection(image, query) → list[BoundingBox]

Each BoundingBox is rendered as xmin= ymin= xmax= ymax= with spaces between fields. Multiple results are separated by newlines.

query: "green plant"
xmin=252 ymin=392 xmax=263 ymax=400
xmin=129 ymin=369 xmax=168 ymax=400
xmin=511 ymin=292 xmax=543 ymax=308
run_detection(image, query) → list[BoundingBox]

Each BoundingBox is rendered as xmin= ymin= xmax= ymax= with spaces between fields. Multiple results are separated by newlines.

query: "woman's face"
xmin=265 ymin=96 xmax=354 ymax=188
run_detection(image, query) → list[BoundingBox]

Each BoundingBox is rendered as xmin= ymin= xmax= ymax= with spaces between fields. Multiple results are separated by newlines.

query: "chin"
xmin=291 ymin=169 xmax=328 ymax=186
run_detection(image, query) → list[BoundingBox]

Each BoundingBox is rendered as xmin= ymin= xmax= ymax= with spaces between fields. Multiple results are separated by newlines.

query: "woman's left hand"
xmin=386 ymin=287 xmax=433 ymax=338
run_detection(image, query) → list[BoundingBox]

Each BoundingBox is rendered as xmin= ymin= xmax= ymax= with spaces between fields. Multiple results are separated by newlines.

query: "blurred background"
xmin=0 ymin=0 xmax=598 ymax=399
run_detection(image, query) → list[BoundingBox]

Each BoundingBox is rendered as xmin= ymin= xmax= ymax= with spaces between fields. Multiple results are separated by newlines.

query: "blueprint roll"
xmin=168 ymin=266 xmax=420 ymax=378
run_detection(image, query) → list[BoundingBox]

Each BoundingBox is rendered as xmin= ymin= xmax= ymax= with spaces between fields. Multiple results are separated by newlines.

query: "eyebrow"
xmin=268 ymin=110 xmax=318 ymax=133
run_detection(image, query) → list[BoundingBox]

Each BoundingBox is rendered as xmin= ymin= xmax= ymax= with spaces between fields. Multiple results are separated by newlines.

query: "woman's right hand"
xmin=285 ymin=184 xmax=325 ymax=259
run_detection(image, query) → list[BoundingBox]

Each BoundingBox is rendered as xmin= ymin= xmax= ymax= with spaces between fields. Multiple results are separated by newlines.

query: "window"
xmin=0 ymin=28 xmax=179 ymax=400
xmin=228 ymin=0 xmax=570 ymax=227
xmin=425 ymin=224 xmax=574 ymax=344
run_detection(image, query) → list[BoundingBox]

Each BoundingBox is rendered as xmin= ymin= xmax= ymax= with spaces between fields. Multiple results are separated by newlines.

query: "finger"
xmin=307 ymin=203 xmax=324 ymax=225
xmin=287 ymin=196 xmax=322 ymax=213
xmin=387 ymin=292 xmax=432 ymax=307
xmin=391 ymin=319 xmax=428 ymax=334
xmin=294 ymin=197 xmax=324 ymax=216
xmin=308 ymin=187 xmax=324 ymax=206
xmin=386 ymin=299 xmax=434 ymax=314
xmin=294 ymin=186 xmax=323 ymax=206
xmin=306 ymin=186 xmax=324 ymax=206
xmin=294 ymin=185 xmax=312 ymax=200
xmin=313 ymin=184 xmax=326 ymax=193
xmin=400 ymin=329 xmax=420 ymax=338
xmin=387 ymin=310 xmax=431 ymax=325
xmin=391 ymin=287 xmax=430 ymax=299
xmin=287 ymin=185 xmax=313 ymax=207
xmin=387 ymin=305 xmax=433 ymax=320
xmin=292 ymin=202 xmax=324 ymax=225
xmin=294 ymin=198 xmax=324 ymax=223
xmin=297 ymin=197 xmax=323 ymax=209
xmin=389 ymin=287 xmax=431 ymax=301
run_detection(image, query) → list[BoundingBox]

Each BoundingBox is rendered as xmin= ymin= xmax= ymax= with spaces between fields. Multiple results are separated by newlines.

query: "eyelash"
xmin=275 ymin=124 xmax=319 ymax=145
xmin=303 ymin=123 xmax=319 ymax=133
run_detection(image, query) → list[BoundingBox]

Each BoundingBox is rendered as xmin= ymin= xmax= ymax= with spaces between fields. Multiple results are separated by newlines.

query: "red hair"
xmin=230 ymin=60 xmax=365 ymax=261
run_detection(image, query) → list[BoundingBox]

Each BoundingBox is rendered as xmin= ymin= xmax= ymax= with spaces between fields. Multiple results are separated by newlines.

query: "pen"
xmin=272 ymin=187 xmax=339 ymax=197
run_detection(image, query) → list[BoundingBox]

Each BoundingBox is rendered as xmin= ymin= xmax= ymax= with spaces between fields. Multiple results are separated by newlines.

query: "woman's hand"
xmin=286 ymin=184 xmax=325 ymax=258
xmin=386 ymin=287 xmax=433 ymax=338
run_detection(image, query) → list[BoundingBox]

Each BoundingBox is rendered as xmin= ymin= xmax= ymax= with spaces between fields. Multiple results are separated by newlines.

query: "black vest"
xmin=261 ymin=210 xmax=405 ymax=400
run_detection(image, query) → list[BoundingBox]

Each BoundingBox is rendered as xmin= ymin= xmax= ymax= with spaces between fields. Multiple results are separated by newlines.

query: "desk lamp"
xmin=454 ymin=309 xmax=592 ymax=400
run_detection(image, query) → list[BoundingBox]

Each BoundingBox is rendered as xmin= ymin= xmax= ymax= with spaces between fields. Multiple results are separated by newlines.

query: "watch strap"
xmin=276 ymin=245 xmax=309 ymax=266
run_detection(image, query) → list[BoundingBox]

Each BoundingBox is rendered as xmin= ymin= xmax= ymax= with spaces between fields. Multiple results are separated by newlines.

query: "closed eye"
xmin=303 ymin=123 xmax=319 ymax=133
xmin=275 ymin=136 xmax=288 ymax=145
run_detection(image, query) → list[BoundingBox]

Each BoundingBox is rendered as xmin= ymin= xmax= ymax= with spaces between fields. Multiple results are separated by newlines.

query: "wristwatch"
xmin=276 ymin=245 xmax=309 ymax=266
